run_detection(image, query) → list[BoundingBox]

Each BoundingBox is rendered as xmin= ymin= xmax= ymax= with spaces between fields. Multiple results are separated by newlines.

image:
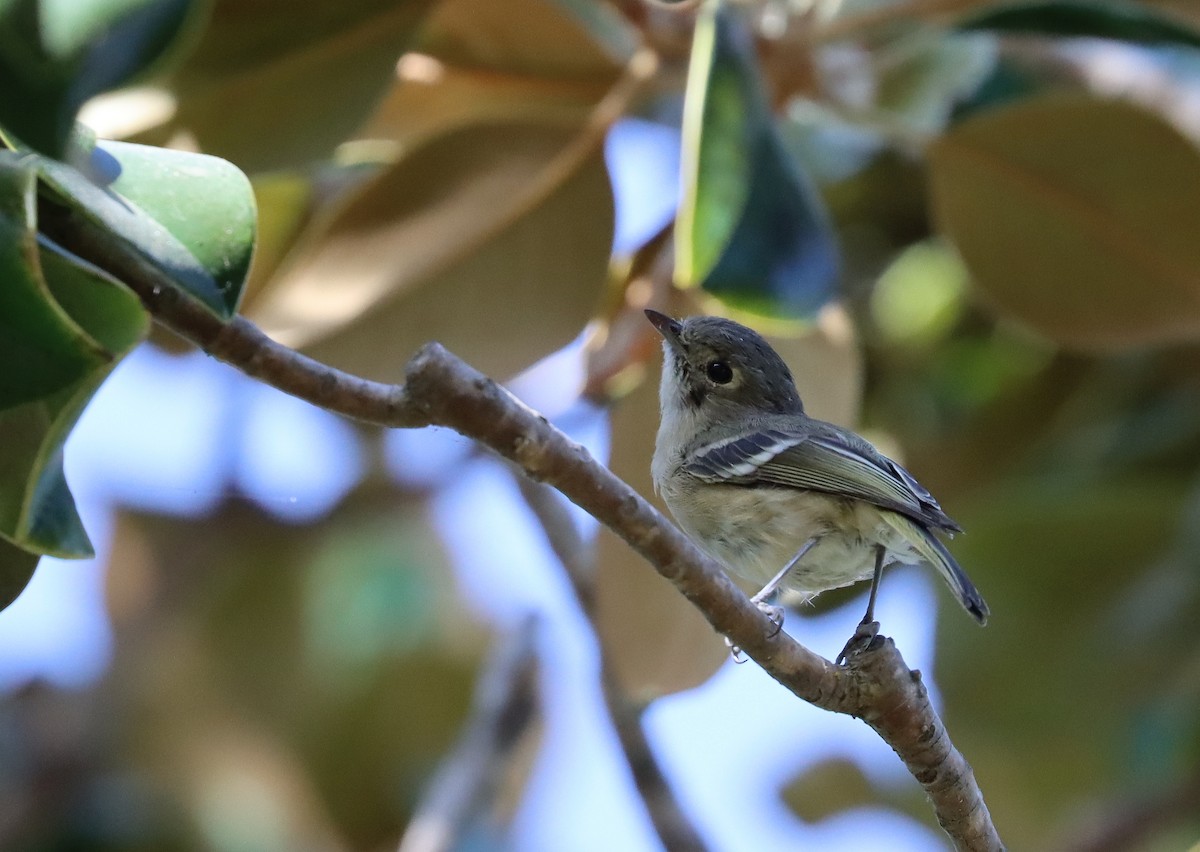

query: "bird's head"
xmin=644 ymin=310 xmax=804 ymax=430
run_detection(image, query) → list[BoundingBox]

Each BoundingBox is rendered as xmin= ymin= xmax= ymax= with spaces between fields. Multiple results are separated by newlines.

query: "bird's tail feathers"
xmin=882 ymin=513 xmax=989 ymax=624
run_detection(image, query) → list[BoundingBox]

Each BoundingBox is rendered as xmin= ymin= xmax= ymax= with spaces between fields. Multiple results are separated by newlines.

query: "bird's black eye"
xmin=706 ymin=360 xmax=733 ymax=384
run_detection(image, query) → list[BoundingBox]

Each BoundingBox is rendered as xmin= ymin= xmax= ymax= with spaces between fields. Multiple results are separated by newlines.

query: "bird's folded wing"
xmin=685 ymin=429 xmax=961 ymax=533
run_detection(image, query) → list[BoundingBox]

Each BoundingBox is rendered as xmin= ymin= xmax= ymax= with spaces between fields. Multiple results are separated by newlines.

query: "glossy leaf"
xmin=677 ymin=3 xmax=838 ymax=318
xmin=0 ymin=0 xmax=197 ymax=158
xmin=928 ymin=94 xmax=1200 ymax=350
xmin=677 ymin=1 xmax=759 ymax=286
xmin=248 ymin=121 xmax=614 ymax=381
xmin=0 ymin=150 xmax=150 ymax=563
xmin=38 ymin=140 xmax=256 ymax=318
xmin=700 ymin=128 xmax=840 ymax=318
xmin=0 ymin=153 xmax=106 ymax=407
xmin=161 ymin=0 xmax=438 ymax=171
xmin=960 ymin=0 xmax=1200 ymax=49
xmin=0 ymin=241 xmax=146 ymax=559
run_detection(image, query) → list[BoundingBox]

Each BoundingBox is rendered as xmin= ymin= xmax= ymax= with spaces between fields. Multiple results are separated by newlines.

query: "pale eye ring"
xmin=706 ymin=360 xmax=733 ymax=384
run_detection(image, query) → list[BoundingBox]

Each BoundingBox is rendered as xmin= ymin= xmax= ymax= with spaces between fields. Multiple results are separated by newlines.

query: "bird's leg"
xmin=836 ymin=544 xmax=886 ymax=666
xmin=726 ymin=538 xmax=820 ymax=662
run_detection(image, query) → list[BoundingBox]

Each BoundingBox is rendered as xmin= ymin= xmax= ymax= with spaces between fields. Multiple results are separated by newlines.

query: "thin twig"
xmin=40 ymin=205 xmax=1004 ymax=851
xmin=515 ymin=475 xmax=711 ymax=852
xmin=1065 ymin=768 xmax=1200 ymax=852
xmin=397 ymin=617 xmax=540 ymax=852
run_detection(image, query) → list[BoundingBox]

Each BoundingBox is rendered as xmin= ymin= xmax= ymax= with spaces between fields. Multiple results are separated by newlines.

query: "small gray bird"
xmin=645 ymin=310 xmax=987 ymax=662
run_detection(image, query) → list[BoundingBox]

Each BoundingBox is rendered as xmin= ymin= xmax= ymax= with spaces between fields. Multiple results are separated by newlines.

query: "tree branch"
xmin=42 ymin=206 xmax=1004 ymax=851
xmin=515 ymin=475 xmax=711 ymax=852
xmin=397 ymin=617 xmax=540 ymax=852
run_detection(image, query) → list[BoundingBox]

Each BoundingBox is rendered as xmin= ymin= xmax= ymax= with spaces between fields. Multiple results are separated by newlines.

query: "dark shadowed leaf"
xmin=0 ymin=153 xmax=107 ymax=407
xmin=0 ymin=0 xmax=198 ymax=158
xmin=0 ymin=535 xmax=38 ymax=610
xmin=960 ymin=0 xmax=1200 ymax=49
xmin=928 ymin=94 xmax=1200 ymax=350
xmin=677 ymin=4 xmax=838 ymax=318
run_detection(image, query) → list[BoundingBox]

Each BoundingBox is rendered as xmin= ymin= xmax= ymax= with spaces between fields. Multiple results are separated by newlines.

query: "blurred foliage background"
xmin=3 ymin=0 xmax=1200 ymax=849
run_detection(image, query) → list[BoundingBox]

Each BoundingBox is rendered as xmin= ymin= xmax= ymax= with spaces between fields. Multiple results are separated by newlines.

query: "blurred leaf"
xmin=779 ymin=101 xmax=885 ymax=187
xmin=160 ymin=0 xmax=437 ymax=171
xmin=103 ymin=491 xmax=490 ymax=848
xmin=938 ymin=475 xmax=1191 ymax=849
xmin=677 ymin=3 xmax=838 ymax=318
xmin=0 ymin=535 xmax=39 ymax=611
xmin=359 ymin=0 xmax=632 ymax=179
xmin=596 ymin=373 xmax=730 ymax=698
xmin=928 ymin=94 xmax=1200 ymax=350
xmin=677 ymin=2 xmax=755 ymax=286
xmin=248 ymin=121 xmax=613 ymax=381
xmin=417 ymin=0 xmax=633 ymax=77
xmin=872 ymin=29 xmax=997 ymax=136
xmin=768 ymin=305 xmax=863 ymax=429
xmin=960 ymin=0 xmax=1200 ymax=48
xmin=871 ymin=239 xmax=968 ymax=347
xmin=702 ymin=129 xmax=840 ymax=319
xmin=38 ymin=140 xmax=255 ymax=318
xmin=0 ymin=0 xmax=198 ymax=158
xmin=781 ymin=757 xmax=928 ymax=826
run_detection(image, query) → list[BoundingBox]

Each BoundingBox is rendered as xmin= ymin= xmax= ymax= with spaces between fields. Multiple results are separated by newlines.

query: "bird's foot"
xmin=754 ymin=600 xmax=785 ymax=637
xmin=725 ymin=601 xmax=787 ymax=663
xmin=836 ymin=619 xmax=880 ymax=666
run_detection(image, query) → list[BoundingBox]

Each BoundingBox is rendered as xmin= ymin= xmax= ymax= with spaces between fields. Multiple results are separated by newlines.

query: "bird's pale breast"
xmin=658 ymin=475 xmax=917 ymax=600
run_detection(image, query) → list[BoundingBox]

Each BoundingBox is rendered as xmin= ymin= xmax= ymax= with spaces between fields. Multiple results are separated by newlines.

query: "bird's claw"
xmin=755 ymin=601 xmax=785 ymax=637
xmin=725 ymin=601 xmax=787 ymax=663
xmin=836 ymin=620 xmax=880 ymax=666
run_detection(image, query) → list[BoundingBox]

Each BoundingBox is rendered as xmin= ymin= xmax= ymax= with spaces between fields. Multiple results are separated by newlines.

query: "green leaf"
xmin=928 ymin=94 xmax=1200 ymax=350
xmin=0 ymin=534 xmax=39 ymax=611
xmin=960 ymin=0 xmax=1200 ymax=49
xmin=0 ymin=0 xmax=199 ymax=159
xmin=0 ymin=152 xmax=107 ymax=407
xmin=677 ymin=1 xmax=757 ymax=286
xmin=160 ymin=0 xmax=437 ymax=171
xmin=37 ymin=140 xmax=256 ymax=317
xmin=0 ymin=363 xmax=112 ymax=558
xmin=677 ymin=2 xmax=838 ymax=318
xmin=0 ymin=151 xmax=150 ymax=561
xmin=873 ymin=30 xmax=997 ymax=136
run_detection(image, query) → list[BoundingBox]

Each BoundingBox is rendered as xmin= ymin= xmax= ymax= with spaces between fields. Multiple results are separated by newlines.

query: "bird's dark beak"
xmin=644 ymin=309 xmax=685 ymax=354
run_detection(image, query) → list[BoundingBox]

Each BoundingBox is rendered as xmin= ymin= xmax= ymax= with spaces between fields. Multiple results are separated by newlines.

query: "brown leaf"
xmin=595 ymin=373 xmax=730 ymax=698
xmin=929 ymin=94 xmax=1200 ymax=350
xmin=163 ymin=0 xmax=439 ymax=171
xmin=247 ymin=120 xmax=614 ymax=381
